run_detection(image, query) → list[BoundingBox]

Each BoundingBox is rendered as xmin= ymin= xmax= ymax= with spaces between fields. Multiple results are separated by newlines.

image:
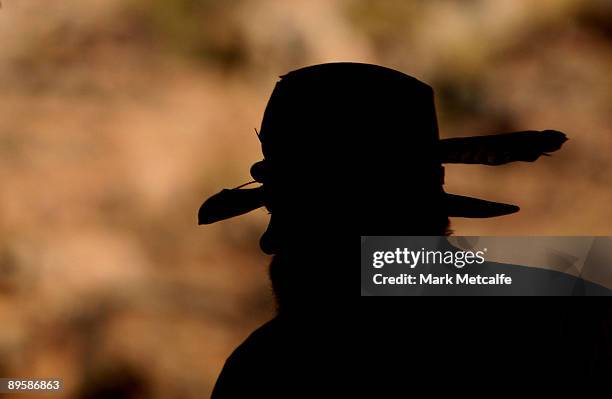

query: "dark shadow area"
xmin=199 ymin=63 xmax=610 ymax=396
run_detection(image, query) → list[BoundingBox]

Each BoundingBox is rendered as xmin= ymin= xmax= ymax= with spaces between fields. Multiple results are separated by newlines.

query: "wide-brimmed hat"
xmin=198 ymin=63 xmax=567 ymax=226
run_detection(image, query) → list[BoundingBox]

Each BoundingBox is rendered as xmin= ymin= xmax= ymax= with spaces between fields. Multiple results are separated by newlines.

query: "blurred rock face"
xmin=0 ymin=0 xmax=611 ymax=397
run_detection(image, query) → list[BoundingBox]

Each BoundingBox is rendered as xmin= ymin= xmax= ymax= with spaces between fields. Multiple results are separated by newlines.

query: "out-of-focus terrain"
xmin=0 ymin=0 xmax=611 ymax=397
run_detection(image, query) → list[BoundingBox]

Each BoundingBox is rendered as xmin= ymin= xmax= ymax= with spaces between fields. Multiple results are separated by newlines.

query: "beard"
xmin=268 ymin=250 xmax=324 ymax=315
xmin=268 ymin=253 xmax=299 ymax=314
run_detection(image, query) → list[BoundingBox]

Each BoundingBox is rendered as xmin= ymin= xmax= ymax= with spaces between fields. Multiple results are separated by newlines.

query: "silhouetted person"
xmin=198 ymin=63 xmax=608 ymax=395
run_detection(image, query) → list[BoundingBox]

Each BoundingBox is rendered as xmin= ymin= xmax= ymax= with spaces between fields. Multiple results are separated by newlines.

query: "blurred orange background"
xmin=0 ymin=0 xmax=611 ymax=397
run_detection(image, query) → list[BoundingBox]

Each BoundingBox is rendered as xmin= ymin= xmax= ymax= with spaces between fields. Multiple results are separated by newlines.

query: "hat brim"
xmin=198 ymin=187 xmax=265 ymax=225
xmin=445 ymin=193 xmax=519 ymax=218
xmin=198 ymin=187 xmax=519 ymax=225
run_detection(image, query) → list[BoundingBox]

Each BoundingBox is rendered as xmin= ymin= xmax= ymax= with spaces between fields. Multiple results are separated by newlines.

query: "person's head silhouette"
xmin=200 ymin=62 xmax=566 ymax=241
xmin=198 ymin=63 xmax=566 ymax=308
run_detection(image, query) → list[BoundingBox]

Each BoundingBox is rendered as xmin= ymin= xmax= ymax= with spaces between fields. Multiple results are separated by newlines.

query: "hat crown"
xmin=259 ymin=63 xmax=440 ymax=165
